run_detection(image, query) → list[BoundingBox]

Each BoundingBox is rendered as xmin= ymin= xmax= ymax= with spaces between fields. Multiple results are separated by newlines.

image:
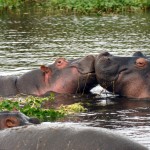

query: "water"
xmin=0 ymin=10 xmax=150 ymax=148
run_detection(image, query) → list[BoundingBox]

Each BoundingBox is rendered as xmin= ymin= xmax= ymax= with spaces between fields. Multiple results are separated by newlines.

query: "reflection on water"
xmin=0 ymin=11 xmax=150 ymax=148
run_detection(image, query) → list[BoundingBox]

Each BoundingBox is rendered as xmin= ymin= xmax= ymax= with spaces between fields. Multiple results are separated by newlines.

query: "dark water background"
xmin=0 ymin=10 xmax=150 ymax=148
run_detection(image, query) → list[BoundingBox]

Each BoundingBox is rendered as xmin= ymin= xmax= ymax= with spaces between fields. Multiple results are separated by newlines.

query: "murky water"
xmin=0 ymin=10 xmax=150 ymax=148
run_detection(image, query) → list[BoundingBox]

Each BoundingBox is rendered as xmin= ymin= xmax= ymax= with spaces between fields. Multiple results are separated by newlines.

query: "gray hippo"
xmin=0 ymin=111 xmax=40 ymax=130
xmin=0 ymin=55 xmax=97 ymax=97
xmin=0 ymin=75 xmax=18 ymax=97
xmin=0 ymin=123 xmax=147 ymax=150
xmin=95 ymin=51 xmax=150 ymax=98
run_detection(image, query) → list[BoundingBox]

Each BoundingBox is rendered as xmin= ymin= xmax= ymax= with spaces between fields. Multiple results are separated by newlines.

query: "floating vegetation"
xmin=0 ymin=95 xmax=86 ymax=122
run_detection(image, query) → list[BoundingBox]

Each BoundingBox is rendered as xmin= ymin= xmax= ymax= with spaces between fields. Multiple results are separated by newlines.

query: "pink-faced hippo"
xmin=0 ymin=55 xmax=97 ymax=97
xmin=95 ymin=51 xmax=150 ymax=98
xmin=16 ymin=55 xmax=97 ymax=96
xmin=0 ymin=123 xmax=147 ymax=150
xmin=0 ymin=111 xmax=40 ymax=130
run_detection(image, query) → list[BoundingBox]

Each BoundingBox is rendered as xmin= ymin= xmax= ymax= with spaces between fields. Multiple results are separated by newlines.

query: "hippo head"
xmin=0 ymin=111 xmax=40 ymax=130
xmin=95 ymin=52 xmax=150 ymax=98
xmin=40 ymin=55 xmax=98 ymax=95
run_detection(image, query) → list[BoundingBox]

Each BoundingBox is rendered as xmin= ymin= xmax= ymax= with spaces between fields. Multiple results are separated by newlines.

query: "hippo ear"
xmin=5 ymin=117 xmax=19 ymax=128
xmin=70 ymin=55 xmax=95 ymax=74
xmin=135 ymin=58 xmax=148 ymax=68
xmin=40 ymin=65 xmax=51 ymax=73
xmin=133 ymin=52 xmax=145 ymax=57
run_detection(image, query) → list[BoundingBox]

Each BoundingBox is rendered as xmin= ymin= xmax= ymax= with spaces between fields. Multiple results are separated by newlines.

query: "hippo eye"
xmin=57 ymin=60 xmax=62 ymax=64
xmin=55 ymin=58 xmax=68 ymax=68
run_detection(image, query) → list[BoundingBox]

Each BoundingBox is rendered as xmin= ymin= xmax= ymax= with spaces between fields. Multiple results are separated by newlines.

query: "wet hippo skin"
xmin=16 ymin=55 xmax=97 ymax=96
xmin=95 ymin=51 xmax=150 ymax=98
xmin=0 ymin=123 xmax=147 ymax=150
xmin=0 ymin=76 xmax=18 ymax=97
xmin=0 ymin=55 xmax=98 ymax=97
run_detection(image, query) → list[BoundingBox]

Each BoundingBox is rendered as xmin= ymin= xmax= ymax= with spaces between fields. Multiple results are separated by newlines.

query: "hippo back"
xmin=0 ymin=123 xmax=147 ymax=150
xmin=0 ymin=76 xmax=18 ymax=97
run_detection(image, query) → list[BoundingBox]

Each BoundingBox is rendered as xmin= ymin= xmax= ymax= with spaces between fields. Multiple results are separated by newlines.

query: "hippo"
xmin=0 ymin=76 xmax=18 ymax=97
xmin=0 ymin=123 xmax=147 ymax=150
xmin=95 ymin=51 xmax=150 ymax=98
xmin=16 ymin=55 xmax=97 ymax=96
xmin=0 ymin=55 xmax=97 ymax=97
xmin=0 ymin=111 xmax=40 ymax=130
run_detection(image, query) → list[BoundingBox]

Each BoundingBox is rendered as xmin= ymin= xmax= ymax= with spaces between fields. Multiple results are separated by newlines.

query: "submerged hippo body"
xmin=0 ymin=76 xmax=18 ymax=97
xmin=0 ymin=111 xmax=40 ymax=130
xmin=16 ymin=55 xmax=97 ymax=96
xmin=0 ymin=123 xmax=147 ymax=150
xmin=95 ymin=52 xmax=150 ymax=98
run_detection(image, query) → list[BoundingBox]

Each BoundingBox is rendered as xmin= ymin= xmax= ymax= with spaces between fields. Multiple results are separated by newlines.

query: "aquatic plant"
xmin=50 ymin=0 xmax=150 ymax=13
xmin=0 ymin=0 xmax=21 ymax=10
xmin=0 ymin=0 xmax=149 ymax=14
xmin=0 ymin=95 xmax=86 ymax=121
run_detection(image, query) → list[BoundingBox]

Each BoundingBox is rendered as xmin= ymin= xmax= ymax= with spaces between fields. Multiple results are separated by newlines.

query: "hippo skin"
xmin=0 ymin=76 xmax=18 ymax=96
xmin=0 ymin=111 xmax=40 ymax=130
xmin=0 ymin=55 xmax=97 ymax=97
xmin=95 ymin=51 xmax=150 ymax=98
xmin=0 ymin=123 xmax=147 ymax=150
